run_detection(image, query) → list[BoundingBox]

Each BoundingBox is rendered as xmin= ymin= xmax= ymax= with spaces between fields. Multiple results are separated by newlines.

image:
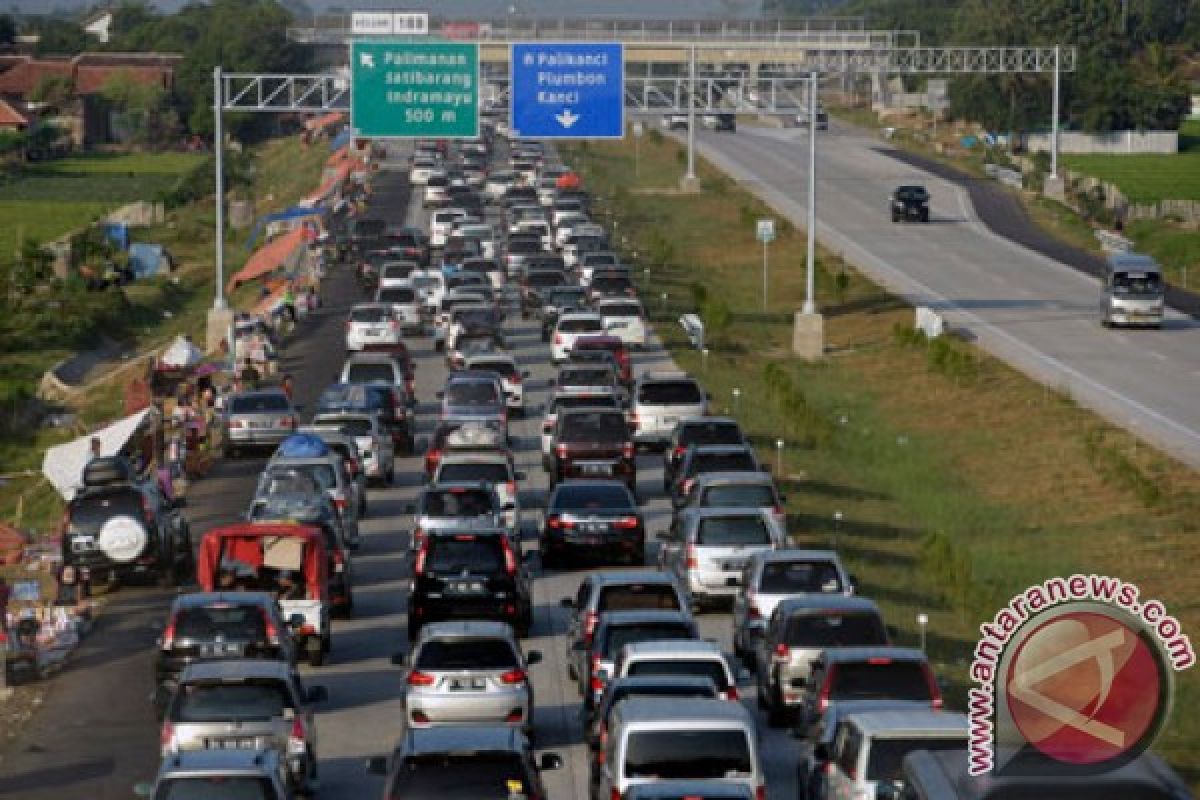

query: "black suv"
xmin=153 ymin=590 xmax=296 ymax=716
xmin=549 ymin=408 xmax=636 ymax=491
xmin=539 ymin=286 xmax=590 ymax=342
xmin=61 ymin=456 xmax=192 ymax=588
xmin=664 ymin=417 xmax=747 ymax=491
xmin=890 ymin=185 xmax=930 ymax=223
xmin=409 ymin=529 xmax=533 ymax=640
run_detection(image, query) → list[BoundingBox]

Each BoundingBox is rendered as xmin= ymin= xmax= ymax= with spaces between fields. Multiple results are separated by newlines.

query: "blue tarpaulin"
xmin=244 ymin=207 xmax=323 ymax=251
xmin=103 ymin=222 xmax=129 ymax=251
xmin=277 ymin=433 xmax=329 ymax=458
xmin=330 ymin=127 xmax=352 ymax=152
xmin=129 ymin=243 xmax=166 ymax=278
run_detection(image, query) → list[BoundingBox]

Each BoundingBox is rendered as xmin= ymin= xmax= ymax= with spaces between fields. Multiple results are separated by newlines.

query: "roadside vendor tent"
xmin=160 ymin=335 xmax=204 ymax=369
xmin=41 ymin=408 xmax=158 ymax=501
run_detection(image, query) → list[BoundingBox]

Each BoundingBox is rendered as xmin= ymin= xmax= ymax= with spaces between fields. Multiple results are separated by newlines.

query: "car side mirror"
xmin=539 ymin=752 xmax=564 ymax=771
xmin=559 ymin=597 xmax=573 ymax=608
xmin=391 ymin=651 xmax=407 ymax=666
xmin=514 ymin=471 xmax=526 ymax=481
xmin=814 ymin=743 xmax=831 ymax=762
xmin=307 ymin=685 xmax=329 ymax=704
xmin=526 ymin=650 xmax=543 ymax=665
xmin=365 ymin=756 xmax=388 ymax=776
xmin=288 ymin=613 xmax=306 ymax=630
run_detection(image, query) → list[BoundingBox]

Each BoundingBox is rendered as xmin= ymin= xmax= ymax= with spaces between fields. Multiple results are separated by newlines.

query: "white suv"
xmin=630 ymin=371 xmax=707 ymax=447
xmin=551 ymin=312 xmax=604 ymax=363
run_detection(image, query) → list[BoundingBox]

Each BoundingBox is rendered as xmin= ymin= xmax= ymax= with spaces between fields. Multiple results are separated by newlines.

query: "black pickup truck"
xmin=891 ymin=185 xmax=930 ymax=223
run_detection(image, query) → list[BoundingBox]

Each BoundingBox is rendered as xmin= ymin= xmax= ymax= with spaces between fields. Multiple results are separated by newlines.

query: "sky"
xmin=3 ymin=0 xmax=766 ymax=18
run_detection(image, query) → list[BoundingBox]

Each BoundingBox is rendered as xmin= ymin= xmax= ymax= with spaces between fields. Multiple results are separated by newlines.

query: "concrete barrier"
xmin=1094 ymin=230 xmax=1133 ymax=253
xmin=679 ymin=313 xmax=705 ymax=349
xmin=916 ymin=306 xmax=945 ymax=338
xmin=1025 ymin=130 xmax=1178 ymax=155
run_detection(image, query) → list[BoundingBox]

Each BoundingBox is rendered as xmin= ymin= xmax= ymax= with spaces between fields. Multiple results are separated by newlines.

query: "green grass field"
xmin=1062 ymin=120 xmax=1200 ymax=203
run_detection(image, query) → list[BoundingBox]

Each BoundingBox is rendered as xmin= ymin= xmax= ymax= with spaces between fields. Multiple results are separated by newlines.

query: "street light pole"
xmin=1050 ymin=45 xmax=1060 ymax=180
xmin=212 ymin=66 xmax=227 ymax=311
xmin=685 ymin=44 xmax=697 ymax=185
xmin=802 ymin=70 xmax=818 ymax=315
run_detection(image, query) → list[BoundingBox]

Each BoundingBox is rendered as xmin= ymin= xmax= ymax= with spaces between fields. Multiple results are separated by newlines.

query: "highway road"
xmin=0 ymin=146 xmax=802 ymax=799
xmin=690 ymin=123 xmax=1200 ymax=471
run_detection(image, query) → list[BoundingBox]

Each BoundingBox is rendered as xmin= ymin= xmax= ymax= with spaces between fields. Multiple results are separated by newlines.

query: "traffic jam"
xmin=136 ymin=127 xmax=967 ymax=800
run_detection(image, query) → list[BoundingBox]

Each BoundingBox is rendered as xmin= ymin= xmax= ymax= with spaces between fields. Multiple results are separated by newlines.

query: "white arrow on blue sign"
xmin=510 ymin=42 xmax=624 ymax=139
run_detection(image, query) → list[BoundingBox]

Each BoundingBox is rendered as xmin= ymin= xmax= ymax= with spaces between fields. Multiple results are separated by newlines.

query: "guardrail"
xmin=1094 ymin=229 xmax=1134 ymax=254
xmin=984 ymin=163 xmax=1024 ymax=190
xmin=679 ymin=314 xmax=705 ymax=350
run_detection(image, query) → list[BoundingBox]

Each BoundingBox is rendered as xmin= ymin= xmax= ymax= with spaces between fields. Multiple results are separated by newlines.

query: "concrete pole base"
xmin=792 ymin=311 xmax=824 ymax=361
xmin=1043 ymin=175 xmax=1066 ymax=203
xmin=678 ymin=175 xmax=701 ymax=193
xmin=206 ymin=307 xmax=235 ymax=355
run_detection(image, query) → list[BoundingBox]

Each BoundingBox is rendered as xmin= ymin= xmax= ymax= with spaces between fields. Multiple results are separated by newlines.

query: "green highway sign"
xmin=351 ymin=40 xmax=479 ymax=139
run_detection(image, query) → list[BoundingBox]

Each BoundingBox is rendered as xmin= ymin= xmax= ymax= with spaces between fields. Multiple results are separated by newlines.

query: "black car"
xmin=713 ymin=112 xmax=737 ymax=132
xmin=549 ymin=408 xmax=637 ymax=492
xmin=671 ymin=444 xmax=763 ymax=507
xmin=539 ymin=286 xmax=591 ymax=341
xmin=891 ymin=185 xmax=930 ymax=223
xmin=542 ymin=480 xmax=644 ymax=567
xmin=60 ymin=456 xmax=192 ymax=589
xmin=153 ymin=591 xmax=297 ymax=716
xmin=664 ymin=417 xmax=747 ymax=491
xmin=367 ymin=726 xmax=561 ymax=799
xmin=409 ymin=529 xmax=533 ymax=639
xmin=520 ymin=269 xmax=570 ymax=317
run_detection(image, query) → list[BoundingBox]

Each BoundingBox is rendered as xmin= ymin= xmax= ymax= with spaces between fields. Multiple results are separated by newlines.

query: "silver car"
xmin=431 ymin=451 xmax=524 ymax=533
xmin=221 ymin=389 xmax=298 ymax=457
xmin=142 ymin=749 xmax=293 ymax=800
xmin=731 ymin=549 xmax=852 ymax=662
xmin=675 ymin=471 xmax=786 ymax=532
xmin=311 ymin=411 xmax=395 ymax=486
xmin=160 ymin=660 xmax=327 ymax=794
xmin=298 ymin=426 xmax=368 ymax=518
xmin=397 ymin=621 xmax=541 ymax=734
xmin=657 ymin=508 xmax=785 ymax=609
xmin=261 ymin=454 xmax=361 ymax=548
xmin=407 ymin=481 xmax=506 ymax=553
xmin=630 ymin=372 xmax=708 ymax=448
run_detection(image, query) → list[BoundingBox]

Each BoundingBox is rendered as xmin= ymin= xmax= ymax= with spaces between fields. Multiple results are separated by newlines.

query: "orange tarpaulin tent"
xmin=227 ymin=227 xmax=306 ymax=291
xmin=306 ymin=160 xmax=354 ymax=206
xmin=304 ymin=112 xmax=345 ymax=133
xmin=326 ymin=146 xmax=349 ymax=167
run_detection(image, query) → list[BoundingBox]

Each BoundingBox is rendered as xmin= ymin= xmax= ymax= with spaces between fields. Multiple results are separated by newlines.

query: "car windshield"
xmin=416 ymin=638 xmax=518 ymax=670
xmin=553 ymin=483 xmax=632 ymax=511
xmin=174 ymin=606 xmax=267 ymax=642
xmin=830 ymin=661 xmax=933 ymax=703
xmin=426 ymin=536 xmax=503 ymax=573
xmin=351 ymin=306 xmax=390 ymax=323
xmin=527 ymin=272 xmax=565 ymax=288
xmin=345 ymin=364 xmax=395 ymax=384
xmin=598 ymin=585 xmax=681 ymax=612
xmin=592 ymin=276 xmax=631 ymax=291
xmin=455 ymin=309 xmax=494 ymax=328
xmin=157 ymin=778 xmax=275 ymax=800
xmin=866 ymin=735 xmax=966 ymax=782
xmin=445 ymin=382 xmax=500 ymax=405
xmin=172 ymin=681 xmax=292 ymax=722
xmin=639 ymin=382 xmax=702 ymax=405
xmin=626 ymin=659 xmax=729 ymax=689
xmin=700 ymin=484 xmax=774 ymax=509
xmin=230 ymin=394 xmax=289 ymax=413
xmin=896 ymin=186 xmax=928 ymax=201
xmin=602 ymin=624 xmax=693 ymax=657
xmin=760 ymin=561 xmax=843 ymax=594
xmin=696 ymin=516 xmax=770 ymax=546
xmin=382 ymin=265 xmax=414 ymax=281
xmin=423 ymin=488 xmax=495 ymax=517
xmin=783 ymin=613 xmax=888 ymax=647
xmin=624 ymin=730 xmax=751 ymax=779
xmin=378 ymin=288 xmax=417 ymax=304
xmin=437 ymin=463 xmax=511 ymax=484
xmin=1112 ymin=272 xmax=1162 ymax=295
xmin=562 ymin=412 xmax=628 ymax=442
xmin=691 ymin=453 xmax=757 ymax=475
xmin=391 ymin=754 xmax=528 ymax=797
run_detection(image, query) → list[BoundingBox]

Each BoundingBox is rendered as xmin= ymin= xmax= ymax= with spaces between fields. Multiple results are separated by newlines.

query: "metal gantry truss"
xmin=222 ymin=72 xmax=349 ymax=113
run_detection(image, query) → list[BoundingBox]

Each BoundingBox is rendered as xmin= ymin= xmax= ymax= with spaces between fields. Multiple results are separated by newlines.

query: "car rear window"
xmin=422 ymin=488 xmax=495 ymax=517
xmin=230 ymin=394 xmax=289 ymax=413
xmin=560 ymin=368 xmax=614 ymax=386
xmin=378 ymin=287 xmax=417 ymax=304
xmin=605 ymin=683 xmax=716 ymax=712
xmin=760 ymin=561 xmax=843 ymax=594
xmin=415 ymin=638 xmax=517 ymax=670
xmin=554 ymin=394 xmax=619 ymax=412
xmin=327 ymin=417 xmax=373 ymax=437
xmin=158 ymin=777 xmax=275 ymax=800
xmin=559 ymin=317 xmax=602 ymax=333
xmin=691 ymin=453 xmax=757 ymax=475
xmin=69 ymin=490 xmax=143 ymax=527
xmin=173 ymin=681 xmax=292 ymax=722
xmin=866 ymin=735 xmax=966 ymax=782
xmin=562 ymin=412 xmax=628 ymax=441
xmin=345 ymin=364 xmax=396 ymax=385
xmin=700 ymin=484 xmax=775 ymax=509
xmin=437 ymin=463 xmax=511 ymax=484
xmin=597 ymin=585 xmax=681 ymax=612
xmin=382 ymin=264 xmax=414 ymax=281
xmin=553 ymin=483 xmax=633 ymax=511
xmin=426 ymin=535 xmax=504 ymax=573
xmin=351 ymin=306 xmax=391 ymax=323
xmin=696 ymin=516 xmax=771 ymax=546
xmin=682 ymin=422 xmax=742 ymax=446
xmin=445 ymin=382 xmax=500 ymax=405
xmin=469 ymin=360 xmax=516 ymax=379
xmin=638 ymin=382 xmax=703 ymax=405
xmin=626 ymin=659 xmax=730 ymax=689
xmin=602 ymin=623 xmax=693 ymax=657
xmin=601 ymin=302 xmax=640 ymax=317
xmin=784 ymin=613 xmax=888 ymax=647
xmin=175 ymin=606 xmax=267 ymax=641
xmin=592 ymin=275 xmax=632 ymax=291
xmin=391 ymin=754 xmax=527 ymax=796
xmin=413 ymin=274 xmax=441 ymax=290
xmin=508 ymin=239 xmax=542 ymax=254
xmin=391 ymin=233 xmax=422 ymax=248
xmin=266 ymin=464 xmax=336 ymax=491
xmin=527 ymin=271 xmax=565 ymax=287
xmin=829 ymin=661 xmax=933 ymax=704
xmin=454 ymin=309 xmax=495 ymax=328
xmin=624 ymin=730 xmax=750 ymax=779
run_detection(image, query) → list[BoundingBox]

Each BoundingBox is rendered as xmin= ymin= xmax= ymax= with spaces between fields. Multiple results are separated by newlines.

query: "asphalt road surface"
xmin=691 ymin=123 xmax=1200 ymax=471
xmin=0 ymin=148 xmax=802 ymax=799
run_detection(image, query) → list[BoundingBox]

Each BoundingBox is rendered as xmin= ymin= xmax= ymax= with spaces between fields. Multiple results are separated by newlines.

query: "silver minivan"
xmin=657 ymin=508 xmax=785 ymax=609
xmin=1102 ymin=252 xmax=1164 ymax=328
xmin=594 ymin=697 xmax=763 ymax=800
xmin=824 ymin=709 xmax=968 ymax=800
xmin=397 ymin=620 xmax=541 ymax=735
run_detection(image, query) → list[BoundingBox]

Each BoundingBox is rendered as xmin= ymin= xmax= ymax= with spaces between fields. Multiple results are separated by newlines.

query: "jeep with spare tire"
xmin=60 ymin=456 xmax=193 ymax=589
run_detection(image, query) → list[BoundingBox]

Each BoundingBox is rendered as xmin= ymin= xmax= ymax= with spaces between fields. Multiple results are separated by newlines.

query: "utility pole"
xmin=213 ymin=66 xmax=226 ymax=312
xmin=682 ymin=44 xmax=699 ymax=192
xmin=803 ymin=71 xmax=817 ymax=316
xmin=1050 ymin=46 xmax=1060 ymax=180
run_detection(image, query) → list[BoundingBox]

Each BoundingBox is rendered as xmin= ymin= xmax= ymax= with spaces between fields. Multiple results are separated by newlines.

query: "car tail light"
xmin=925 ymin=664 xmax=944 ymax=709
xmin=614 ymin=516 xmax=639 ymax=530
xmin=332 ymin=550 xmax=345 ymax=573
xmin=621 ymin=442 xmax=634 ymax=460
xmin=555 ymin=443 xmax=569 ymax=458
xmin=628 ymin=412 xmax=639 ymax=430
xmin=160 ymin=721 xmax=176 ymax=753
xmin=722 ymin=686 xmax=739 ymax=701
xmin=746 ymin=589 xmax=762 ymax=620
xmin=553 ymin=333 xmax=562 ymax=345
xmin=287 ymin=716 xmax=307 ymax=755
xmin=499 ymin=669 xmax=527 ymax=685
xmin=230 ymin=418 xmax=246 ymax=429
xmin=390 ymin=319 xmax=401 ymax=331
xmin=407 ymin=670 xmax=435 ymax=686
xmin=500 ymin=537 xmax=517 ymax=575
xmin=590 ymin=673 xmax=605 ymax=693
xmin=773 ymin=643 xmax=789 ymax=663
xmin=610 ymin=789 xmax=622 ymax=800
xmin=817 ymin=666 xmax=835 ymax=713
xmin=412 ymin=527 xmax=426 ymax=550
xmin=425 ymin=449 xmax=442 ymax=474
xmin=160 ymin=615 xmax=177 ymax=650
xmin=281 ymin=416 xmax=297 ymax=429
xmin=546 ymin=515 xmax=574 ymax=530
xmin=505 ymin=709 xmax=524 ymax=722
xmin=344 ymin=321 xmax=352 ymax=332
xmin=414 ymin=540 xmax=429 ymax=574
xmin=505 ymin=480 xmax=516 ymax=497
xmin=685 ymin=544 xmax=698 ymax=569
xmin=672 ymin=445 xmax=687 ymax=459
xmin=756 ymin=786 xmax=767 ymax=800
xmin=681 ymin=478 xmax=695 ymax=497
xmin=333 ymin=495 xmax=348 ymax=512
xmin=582 ymin=611 xmax=599 ymax=644
xmin=261 ymin=608 xmax=280 ymax=646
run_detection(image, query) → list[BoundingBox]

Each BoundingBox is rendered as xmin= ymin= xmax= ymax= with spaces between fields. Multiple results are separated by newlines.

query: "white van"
xmin=824 ymin=710 xmax=968 ymax=800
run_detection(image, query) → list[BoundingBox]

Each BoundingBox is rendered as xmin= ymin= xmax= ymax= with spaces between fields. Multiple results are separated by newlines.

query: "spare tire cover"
xmin=97 ymin=515 xmax=149 ymax=564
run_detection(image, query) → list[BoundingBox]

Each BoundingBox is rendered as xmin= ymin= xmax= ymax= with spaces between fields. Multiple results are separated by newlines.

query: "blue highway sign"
xmin=510 ymin=42 xmax=624 ymax=139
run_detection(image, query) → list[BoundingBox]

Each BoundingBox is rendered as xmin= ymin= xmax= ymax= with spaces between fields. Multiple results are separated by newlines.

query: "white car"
xmin=506 ymin=205 xmax=546 ymax=235
xmin=551 ymin=312 xmax=605 ymax=363
xmin=555 ymin=219 xmax=602 ymax=250
xmin=344 ymin=303 xmax=402 ymax=352
xmin=410 ymin=269 xmax=446 ymax=318
xmin=378 ymin=261 xmax=418 ymax=290
xmin=423 ymin=177 xmax=450 ymax=208
xmin=374 ymin=282 xmax=422 ymax=334
xmin=484 ymin=170 xmax=515 ymax=200
xmin=431 ymin=452 xmax=523 ymax=534
xmin=465 ymin=353 xmax=528 ymax=415
xmin=514 ymin=220 xmax=553 ymax=251
xmin=597 ymin=298 xmax=647 ymax=348
xmin=312 ymin=411 xmax=395 ymax=486
xmin=551 ymin=207 xmax=588 ymax=230
xmin=409 ymin=160 xmax=442 ymax=185
xmin=456 ymin=223 xmax=497 ymax=260
xmin=430 ymin=208 xmax=468 ymax=248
